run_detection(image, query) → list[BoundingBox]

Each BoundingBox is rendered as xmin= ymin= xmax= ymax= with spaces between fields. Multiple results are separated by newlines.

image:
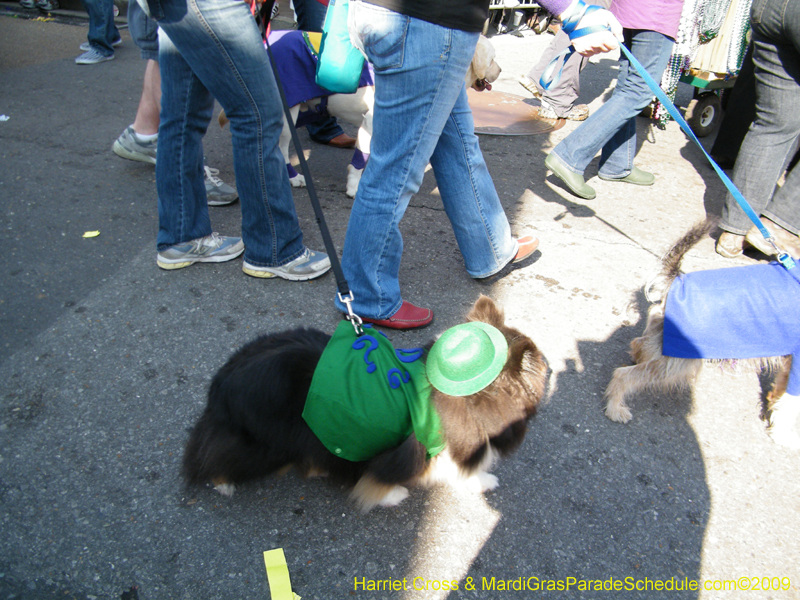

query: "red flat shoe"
xmin=326 ymin=133 xmax=356 ymax=149
xmin=513 ymin=235 xmax=539 ymax=263
xmin=360 ymin=300 xmax=433 ymax=330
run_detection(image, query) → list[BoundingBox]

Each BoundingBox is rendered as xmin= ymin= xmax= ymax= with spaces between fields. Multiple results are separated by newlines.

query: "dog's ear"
xmin=467 ymin=294 xmax=505 ymax=328
xmin=470 ymin=38 xmax=490 ymax=81
xmin=504 ymin=338 xmax=547 ymax=411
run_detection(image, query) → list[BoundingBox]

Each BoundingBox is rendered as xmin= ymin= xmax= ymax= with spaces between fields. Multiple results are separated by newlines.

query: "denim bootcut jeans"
xmin=721 ymin=0 xmax=800 ymax=236
xmin=146 ymin=0 xmax=308 ymax=268
xmin=334 ymin=1 xmax=517 ymax=320
xmin=548 ymin=29 xmax=674 ymax=179
xmin=84 ymin=0 xmax=121 ymax=56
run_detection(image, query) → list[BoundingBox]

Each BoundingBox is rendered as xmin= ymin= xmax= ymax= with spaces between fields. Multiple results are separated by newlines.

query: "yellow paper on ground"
xmin=263 ymin=549 xmax=301 ymax=600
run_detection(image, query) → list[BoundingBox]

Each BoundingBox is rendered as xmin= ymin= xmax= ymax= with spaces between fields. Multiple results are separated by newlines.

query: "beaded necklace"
xmin=652 ymin=0 xmax=752 ymax=128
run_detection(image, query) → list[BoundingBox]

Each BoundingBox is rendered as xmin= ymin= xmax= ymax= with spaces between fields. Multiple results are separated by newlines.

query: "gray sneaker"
xmin=113 ymin=126 xmax=157 ymax=164
xmin=157 ymin=233 xmax=244 ymax=270
xmin=517 ymin=75 xmax=542 ymax=99
xmin=538 ymin=99 xmax=590 ymax=121
xmin=75 ymin=48 xmax=114 ymax=65
xmin=80 ymin=38 xmax=122 ymax=52
xmin=204 ymin=166 xmax=239 ymax=206
xmin=242 ymin=248 xmax=331 ymax=281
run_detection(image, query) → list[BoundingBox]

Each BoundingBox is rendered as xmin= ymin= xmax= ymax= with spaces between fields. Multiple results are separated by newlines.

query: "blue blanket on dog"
xmin=663 ymin=262 xmax=800 ymax=395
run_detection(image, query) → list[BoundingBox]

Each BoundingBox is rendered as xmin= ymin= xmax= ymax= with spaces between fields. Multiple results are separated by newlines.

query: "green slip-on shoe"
xmin=598 ymin=166 xmax=655 ymax=186
xmin=545 ymin=154 xmax=596 ymax=200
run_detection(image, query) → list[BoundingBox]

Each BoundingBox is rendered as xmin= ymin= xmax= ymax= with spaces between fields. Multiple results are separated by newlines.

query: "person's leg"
xmin=710 ymin=43 xmax=756 ymax=168
xmin=595 ymin=30 xmax=674 ymax=178
xmin=155 ymin=29 xmax=214 ymax=250
xmin=430 ymin=89 xmax=517 ymax=279
xmin=81 ymin=0 xmax=117 ymax=55
xmin=154 ymin=0 xmax=306 ymax=266
xmin=526 ymin=0 xmax=610 ymax=118
xmin=335 ymin=3 xmax=476 ymax=319
xmin=550 ymin=29 xmax=673 ymax=178
xmin=132 ymin=59 xmax=161 ymax=135
xmin=112 ymin=3 xmax=161 ymax=162
xmin=292 ymin=0 xmax=328 ymax=30
xmin=721 ymin=0 xmax=800 ymax=236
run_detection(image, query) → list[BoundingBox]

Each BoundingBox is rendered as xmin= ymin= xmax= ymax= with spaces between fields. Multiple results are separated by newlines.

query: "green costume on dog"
xmin=302 ymin=320 xmax=509 ymax=462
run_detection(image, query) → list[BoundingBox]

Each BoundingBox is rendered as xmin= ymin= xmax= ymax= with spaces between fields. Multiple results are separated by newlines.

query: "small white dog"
xmin=250 ymin=32 xmax=502 ymax=198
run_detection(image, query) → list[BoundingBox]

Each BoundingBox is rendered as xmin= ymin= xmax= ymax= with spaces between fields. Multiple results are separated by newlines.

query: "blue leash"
xmin=539 ymin=3 xmax=796 ymax=270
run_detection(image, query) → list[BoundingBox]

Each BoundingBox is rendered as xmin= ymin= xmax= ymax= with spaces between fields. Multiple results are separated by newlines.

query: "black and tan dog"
xmin=183 ymin=296 xmax=546 ymax=510
xmin=604 ymin=219 xmax=800 ymax=448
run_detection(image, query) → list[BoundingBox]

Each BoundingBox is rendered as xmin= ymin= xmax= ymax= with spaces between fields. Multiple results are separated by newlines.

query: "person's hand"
xmin=559 ymin=0 xmax=624 ymax=57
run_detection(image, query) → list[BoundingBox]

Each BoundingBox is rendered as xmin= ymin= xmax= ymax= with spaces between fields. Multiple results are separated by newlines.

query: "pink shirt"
xmin=611 ymin=0 xmax=684 ymax=40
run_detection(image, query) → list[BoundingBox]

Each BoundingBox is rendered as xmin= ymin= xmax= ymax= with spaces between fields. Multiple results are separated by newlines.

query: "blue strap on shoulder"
xmin=539 ymin=8 xmax=796 ymax=271
xmin=539 ymin=1 xmax=605 ymax=91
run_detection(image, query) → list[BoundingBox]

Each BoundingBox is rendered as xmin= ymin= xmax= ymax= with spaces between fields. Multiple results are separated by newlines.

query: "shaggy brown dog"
xmin=183 ymin=295 xmax=547 ymax=510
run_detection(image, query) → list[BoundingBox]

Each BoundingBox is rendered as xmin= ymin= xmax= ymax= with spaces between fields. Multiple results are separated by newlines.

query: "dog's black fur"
xmin=182 ymin=295 xmax=547 ymax=510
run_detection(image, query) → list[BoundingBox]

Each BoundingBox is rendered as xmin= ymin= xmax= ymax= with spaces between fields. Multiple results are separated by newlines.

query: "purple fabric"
xmin=267 ymin=30 xmax=373 ymax=107
xmin=539 ymin=0 xmax=573 ymax=17
xmin=350 ymin=149 xmax=368 ymax=169
xmin=610 ymin=0 xmax=683 ymax=40
xmin=663 ymin=263 xmax=800 ymax=395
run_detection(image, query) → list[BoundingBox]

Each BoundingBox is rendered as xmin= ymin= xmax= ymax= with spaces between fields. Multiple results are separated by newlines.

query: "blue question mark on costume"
xmin=387 ymin=368 xmax=411 ymax=389
xmin=352 ymin=335 xmax=379 ymax=373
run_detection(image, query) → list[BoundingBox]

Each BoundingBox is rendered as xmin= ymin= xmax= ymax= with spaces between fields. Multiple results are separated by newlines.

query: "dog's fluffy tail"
xmin=661 ymin=217 xmax=718 ymax=281
xmin=645 ymin=218 xmax=718 ymax=301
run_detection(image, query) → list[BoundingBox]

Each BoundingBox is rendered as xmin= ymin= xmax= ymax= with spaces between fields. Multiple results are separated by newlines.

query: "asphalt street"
xmin=1 ymin=4 xmax=799 ymax=599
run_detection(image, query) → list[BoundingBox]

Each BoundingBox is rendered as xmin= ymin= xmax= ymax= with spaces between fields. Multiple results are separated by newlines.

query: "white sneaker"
xmin=157 ymin=233 xmax=244 ymax=270
xmin=75 ymin=48 xmax=114 ymax=65
xmin=242 ymin=248 xmax=331 ymax=281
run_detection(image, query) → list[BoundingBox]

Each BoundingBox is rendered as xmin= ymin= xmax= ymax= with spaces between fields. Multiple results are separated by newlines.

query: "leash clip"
xmin=338 ymin=291 xmax=364 ymax=336
xmin=776 ymin=251 xmax=797 ymax=271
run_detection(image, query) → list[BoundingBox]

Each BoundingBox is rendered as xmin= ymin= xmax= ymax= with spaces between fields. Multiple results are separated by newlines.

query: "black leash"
xmin=256 ymin=0 xmax=364 ymax=333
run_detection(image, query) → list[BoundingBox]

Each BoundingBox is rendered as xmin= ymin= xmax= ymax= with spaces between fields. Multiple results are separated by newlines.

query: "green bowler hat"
xmin=426 ymin=322 xmax=509 ymax=396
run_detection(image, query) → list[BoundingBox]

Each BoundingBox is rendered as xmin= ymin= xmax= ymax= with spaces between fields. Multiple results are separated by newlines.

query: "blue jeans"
xmin=335 ymin=2 xmax=516 ymax=319
xmin=550 ymin=29 xmax=674 ymax=178
xmin=82 ymin=0 xmax=120 ymax=56
xmin=721 ymin=0 xmax=800 ymax=236
xmin=147 ymin=0 xmax=306 ymax=267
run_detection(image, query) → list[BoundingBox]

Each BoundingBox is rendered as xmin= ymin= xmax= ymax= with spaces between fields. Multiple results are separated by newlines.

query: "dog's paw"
xmin=214 ymin=482 xmax=236 ymax=497
xmin=604 ymin=403 xmax=633 ymax=423
xmin=289 ymin=173 xmax=306 ymax=188
xmin=378 ymin=486 xmax=409 ymax=507
xmin=476 ymin=472 xmax=499 ymax=493
xmin=346 ymin=165 xmax=363 ymax=198
xmin=768 ymin=427 xmax=800 ymax=450
xmin=464 ymin=472 xmax=498 ymax=494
